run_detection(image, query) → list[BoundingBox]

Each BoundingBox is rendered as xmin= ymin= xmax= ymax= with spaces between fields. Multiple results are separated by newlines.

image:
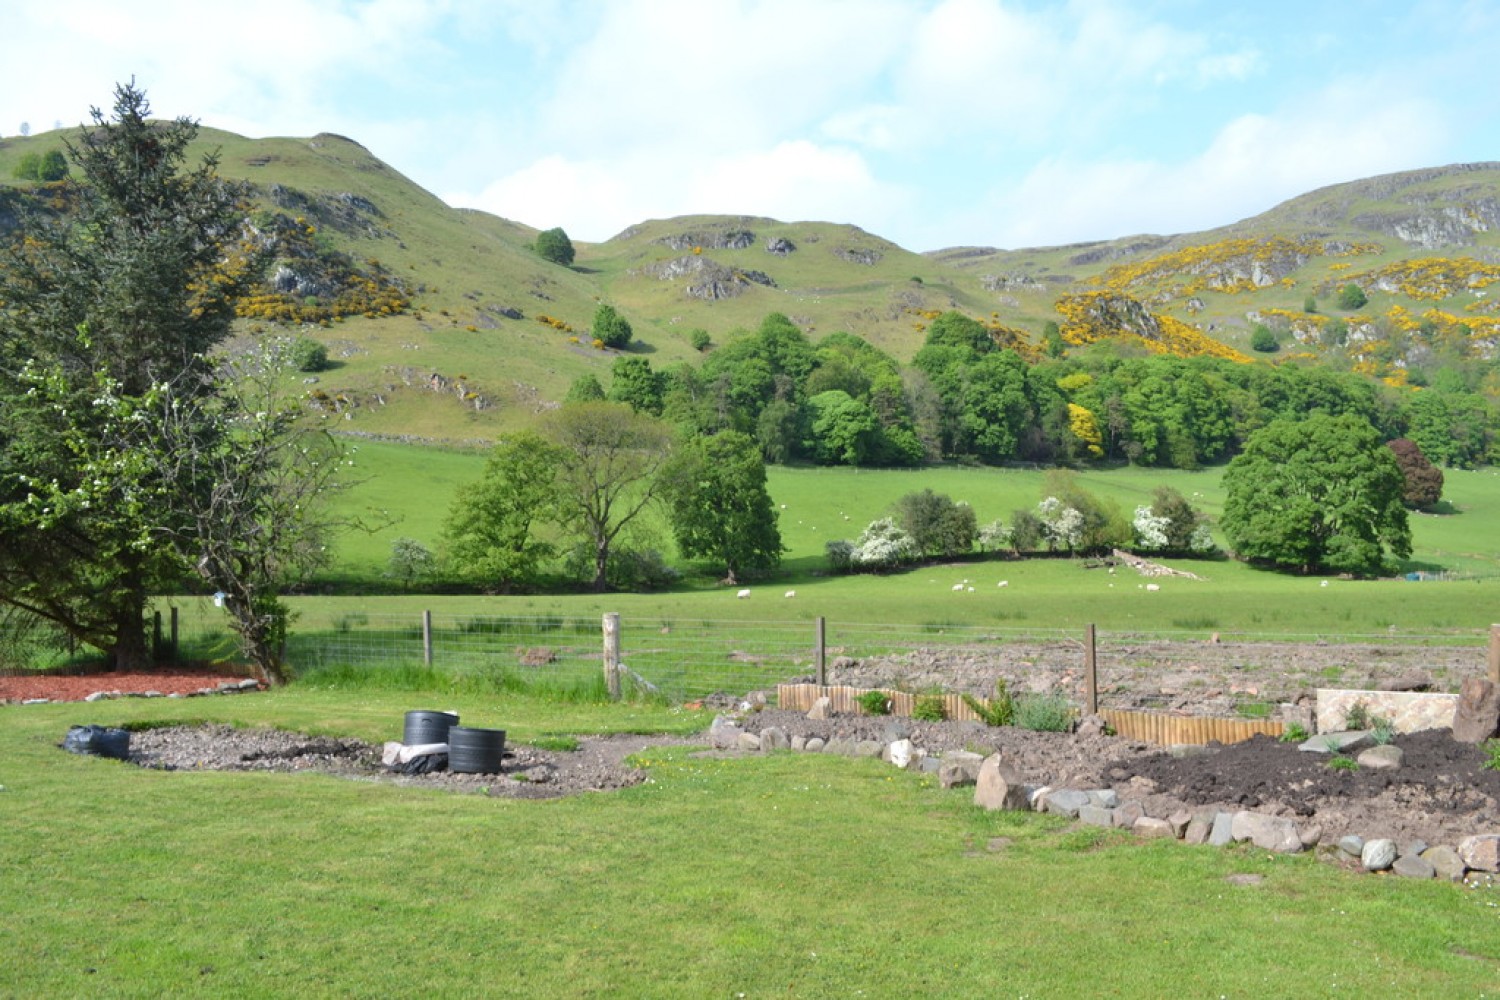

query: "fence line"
xmin=5 ymin=610 xmax=1498 ymax=722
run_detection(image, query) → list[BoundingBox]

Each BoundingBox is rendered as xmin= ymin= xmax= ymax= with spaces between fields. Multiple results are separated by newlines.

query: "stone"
xmin=1167 ymin=811 xmax=1193 ymax=839
xmin=1379 ymin=671 xmax=1433 ymax=692
xmin=824 ymin=737 xmax=853 ymax=755
xmin=804 ymin=737 xmax=825 ymax=753
xmin=1298 ymin=824 xmax=1325 ymax=849
xmin=1183 ymin=818 xmax=1211 ymax=846
xmin=1134 ymin=817 xmax=1175 ymax=839
xmin=1393 ymin=854 xmax=1436 ymax=879
xmin=1361 ymin=839 xmax=1398 ymax=871
xmin=1075 ymin=714 xmax=1108 ymax=739
xmin=735 ymin=732 xmax=762 ymax=752
xmin=918 ymin=755 xmax=943 ymax=774
xmin=1078 ymin=804 xmax=1115 ymax=828
xmin=885 ymin=739 xmax=914 ymax=769
xmin=1401 ymin=840 xmax=1429 ymax=859
xmin=759 ymin=727 xmax=789 ymax=751
xmin=1422 ymin=845 xmax=1467 ymax=882
xmin=1459 ymin=834 xmax=1500 ymax=872
xmin=854 ymin=740 xmax=883 ymax=758
xmin=881 ymin=720 xmax=911 ymax=743
xmin=938 ymin=758 xmax=982 ymax=789
xmin=1087 ymin=789 xmax=1120 ymax=809
xmin=1028 ymin=786 xmax=1052 ymax=810
xmin=805 ymin=696 xmax=831 ymax=721
xmin=1452 ymin=677 xmax=1500 ymax=743
xmin=1043 ymin=789 xmax=1091 ymax=818
xmin=1338 ymin=835 xmax=1365 ymax=858
xmin=708 ymin=715 xmax=742 ymax=749
xmin=1299 ymin=731 xmax=1374 ymax=754
xmin=84 ymin=691 xmax=110 ymax=703
xmin=236 ymin=678 xmax=260 ymax=691
xmin=789 ymin=736 xmax=806 ymax=752
xmin=1114 ymin=801 xmax=1145 ymax=829
xmin=1356 ymin=745 xmax=1404 ymax=769
xmin=973 ymin=755 xmax=1029 ymax=811
xmin=1230 ymin=811 xmax=1304 ymax=853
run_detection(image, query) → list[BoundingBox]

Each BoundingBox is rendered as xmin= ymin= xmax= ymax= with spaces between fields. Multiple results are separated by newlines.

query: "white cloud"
xmin=454 ymin=140 xmax=903 ymax=241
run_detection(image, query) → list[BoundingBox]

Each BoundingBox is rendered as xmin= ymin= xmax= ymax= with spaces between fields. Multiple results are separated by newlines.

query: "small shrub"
xmin=1481 ymin=739 xmax=1500 ymax=771
xmin=289 ymin=334 xmax=330 ymax=372
xmin=1279 ymin=722 xmax=1310 ymax=743
xmin=1370 ymin=716 xmax=1396 ymax=745
xmin=1344 ymin=700 xmax=1373 ymax=731
xmin=1327 ymin=754 xmax=1360 ymax=772
xmin=962 ymin=679 xmax=1015 ymax=728
xmin=1012 ymin=693 xmax=1073 ymax=732
xmin=856 ymin=689 xmax=892 ymax=716
xmin=912 ymin=692 xmax=947 ymax=722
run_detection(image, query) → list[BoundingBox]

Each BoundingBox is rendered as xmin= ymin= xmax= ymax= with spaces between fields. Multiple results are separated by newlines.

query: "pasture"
xmin=306 ymin=441 xmax=1500 ymax=638
xmin=4 ymin=692 xmax=1499 ymax=996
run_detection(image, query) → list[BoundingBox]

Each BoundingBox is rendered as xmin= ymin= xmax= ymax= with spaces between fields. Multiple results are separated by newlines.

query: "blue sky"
xmin=3 ymin=0 xmax=1495 ymax=251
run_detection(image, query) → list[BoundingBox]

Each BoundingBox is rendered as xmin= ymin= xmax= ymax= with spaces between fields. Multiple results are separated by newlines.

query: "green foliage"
xmin=893 ymin=488 xmax=976 ymax=559
xmin=1344 ymin=700 xmax=1373 ymax=730
xmin=289 ymin=334 xmax=330 ymax=372
xmin=564 ymin=373 xmax=606 ymax=403
xmin=1012 ymin=693 xmax=1074 ymax=732
xmin=1303 ymin=294 xmax=1318 ymax=314
xmin=1279 ymin=722 xmax=1310 ymax=743
xmin=856 ymin=689 xmax=892 ymax=715
xmin=534 ymin=226 xmax=575 ymax=266
xmin=592 ymin=303 xmax=633 ymax=349
xmin=443 ymin=431 xmax=564 ymax=592
xmin=1370 ymin=716 xmax=1396 ymax=745
xmin=12 ymin=148 xmax=68 ymax=181
xmin=607 ymin=356 xmax=664 ymax=414
xmin=1336 ymin=283 xmax=1368 ymax=310
xmin=962 ymin=679 xmax=1015 ymax=727
xmin=688 ymin=328 xmax=712 ymax=352
xmin=1250 ymin=324 xmax=1278 ymax=352
xmin=387 ymin=537 xmax=433 ymax=589
xmin=1327 ymin=754 xmax=1360 ymax=772
xmin=1221 ymin=414 xmax=1411 ymax=576
xmin=1482 ymin=739 xmax=1500 ymax=772
xmin=1132 ymin=485 xmax=1213 ymax=553
xmin=660 ymin=430 xmax=783 ymax=581
xmin=912 ymin=691 xmax=948 ymax=722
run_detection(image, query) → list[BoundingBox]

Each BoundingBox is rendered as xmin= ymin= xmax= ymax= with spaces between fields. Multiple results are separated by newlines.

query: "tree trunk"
xmin=592 ymin=539 xmax=610 ymax=593
xmin=106 ymin=600 xmax=151 ymax=671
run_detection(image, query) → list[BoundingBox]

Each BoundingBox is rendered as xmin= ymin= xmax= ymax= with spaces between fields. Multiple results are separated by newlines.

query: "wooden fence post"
xmin=603 ymin=612 xmax=622 ymax=700
xmin=1489 ymin=624 xmax=1500 ymax=684
xmin=422 ymin=610 xmax=433 ymax=667
xmin=169 ymin=606 xmax=179 ymax=663
xmin=815 ymin=616 xmax=826 ymax=687
xmin=152 ymin=611 xmax=163 ymax=661
xmin=1084 ymin=623 xmax=1098 ymax=716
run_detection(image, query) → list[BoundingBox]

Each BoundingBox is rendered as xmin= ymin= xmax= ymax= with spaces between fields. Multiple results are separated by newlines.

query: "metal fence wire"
xmin=4 ymin=609 xmax=1495 ymax=716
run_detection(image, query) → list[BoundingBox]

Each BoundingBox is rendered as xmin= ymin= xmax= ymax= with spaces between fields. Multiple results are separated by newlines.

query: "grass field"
xmin=5 ymin=692 xmax=1500 ymax=996
xmin=308 ymin=441 xmax=1500 ymax=639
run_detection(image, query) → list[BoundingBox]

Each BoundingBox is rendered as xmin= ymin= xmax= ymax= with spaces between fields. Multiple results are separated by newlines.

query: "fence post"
xmin=815 ymin=616 xmax=826 ymax=687
xmin=603 ymin=613 xmax=622 ymax=700
xmin=1084 ymin=623 xmax=1098 ymax=716
xmin=422 ymin=610 xmax=433 ymax=667
xmin=169 ymin=606 xmax=179 ymax=663
xmin=1490 ymin=624 xmax=1500 ymax=684
xmin=152 ymin=611 xmax=163 ymax=661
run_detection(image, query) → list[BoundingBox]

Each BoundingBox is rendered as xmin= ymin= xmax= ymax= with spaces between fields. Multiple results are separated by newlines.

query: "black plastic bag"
xmin=62 ymin=725 xmax=131 ymax=760
xmin=395 ymin=752 xmax=448 ymax=775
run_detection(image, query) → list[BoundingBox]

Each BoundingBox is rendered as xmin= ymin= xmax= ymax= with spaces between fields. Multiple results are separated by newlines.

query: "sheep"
xmin=736 ymin=589 xmax=751 ymax=599
xmin=952 ymin=583 xmax=965 ymax=591
xmin=784 ymin=590 xmax=796 ymax=598
xmin=997 ymin=580 xmax=1009 ymax=588
xmin=1145 ymin=583 xmax=1161 ymax=592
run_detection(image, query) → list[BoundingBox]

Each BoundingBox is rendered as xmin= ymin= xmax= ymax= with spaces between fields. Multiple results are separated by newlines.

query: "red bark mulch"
xmin=0 ymin=669 xmax=261 ymax=703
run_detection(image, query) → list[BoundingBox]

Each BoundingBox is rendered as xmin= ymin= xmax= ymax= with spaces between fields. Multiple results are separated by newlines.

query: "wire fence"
xmin=6 ymin=608 xmax=1497 ymax=717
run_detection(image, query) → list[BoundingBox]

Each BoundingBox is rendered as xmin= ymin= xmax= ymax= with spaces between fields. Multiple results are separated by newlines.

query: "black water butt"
xmin=447 ymin=726 xmax=507 ymax=774
xmin=403 ymin=710 xmax=459 ymax=745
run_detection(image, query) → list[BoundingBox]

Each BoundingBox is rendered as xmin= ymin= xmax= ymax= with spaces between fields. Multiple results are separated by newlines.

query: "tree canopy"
xmin=660 ymin=430 xmax=783 ymax=582
xmin=534 ymin=227 xmax=575 ymax=266
xmin=1221 ymin=414 xmax=1410 ymax=575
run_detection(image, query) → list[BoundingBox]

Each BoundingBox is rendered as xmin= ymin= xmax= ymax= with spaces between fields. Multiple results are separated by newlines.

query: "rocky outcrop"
xmin=645 ymin=255 xmax=776 ymax=300
xmin=657 ymin=229 xmax=756 ymax=252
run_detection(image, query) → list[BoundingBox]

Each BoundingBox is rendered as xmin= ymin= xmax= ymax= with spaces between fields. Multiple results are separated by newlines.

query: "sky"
xmin=2 ymin=0 xmax=1496 ymax=252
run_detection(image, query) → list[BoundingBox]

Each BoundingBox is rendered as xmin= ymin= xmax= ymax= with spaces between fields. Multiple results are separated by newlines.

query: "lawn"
xmin=4 ymin=692 xmax=1500 ymax=996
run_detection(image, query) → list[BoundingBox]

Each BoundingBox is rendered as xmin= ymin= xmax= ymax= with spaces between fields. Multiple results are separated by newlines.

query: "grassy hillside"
xmin=8 ymin=128 xmax=1496 ymax=444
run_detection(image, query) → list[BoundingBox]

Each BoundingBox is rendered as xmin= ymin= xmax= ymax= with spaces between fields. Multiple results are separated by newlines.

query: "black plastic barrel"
xmin=447 ymin=726 xmax=506 ymax=774
xmin=404 ymin=710 xmax=459 ymax=746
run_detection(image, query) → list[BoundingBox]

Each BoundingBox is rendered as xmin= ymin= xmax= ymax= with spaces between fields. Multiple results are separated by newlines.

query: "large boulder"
xmin=1451 ymin=677 xmax=1500 ymax=743
xmin=973 ymin=755 xmax=1029 ymax=811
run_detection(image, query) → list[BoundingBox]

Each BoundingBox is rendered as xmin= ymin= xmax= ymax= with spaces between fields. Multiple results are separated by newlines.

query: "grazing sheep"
xmin=1145 ymin=583 xmax=1161 ymax=592
xmin=736 ymin=589 xmax=751 ymax=599
xmin=997 ymin=580 xmax=1009 ymax=588
xmin=784 ymin=590 xmax=796 ymax=598
xmin=952 ymin=583 xmax=965 ymax=591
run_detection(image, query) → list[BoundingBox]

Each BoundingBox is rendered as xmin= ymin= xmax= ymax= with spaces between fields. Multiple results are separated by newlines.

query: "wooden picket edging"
xmin=776 ymin=683 xmax=1284 ymax=746
xmin=1099 ymin=709 xmax=1283 ymax=746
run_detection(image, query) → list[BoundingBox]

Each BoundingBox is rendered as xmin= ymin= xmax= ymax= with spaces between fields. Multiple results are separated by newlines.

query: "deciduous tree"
xmin=660 ymin=430 xmax=782 ymax=582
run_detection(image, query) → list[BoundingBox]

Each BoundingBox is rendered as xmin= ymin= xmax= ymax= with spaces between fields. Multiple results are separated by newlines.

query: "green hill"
xmin=4 ymin=124 xmax=1499 ymax=443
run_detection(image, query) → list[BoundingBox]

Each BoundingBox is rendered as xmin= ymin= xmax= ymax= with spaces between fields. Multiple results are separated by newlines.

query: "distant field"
xmin=289 ymin=441 xmax=1500 ymax=637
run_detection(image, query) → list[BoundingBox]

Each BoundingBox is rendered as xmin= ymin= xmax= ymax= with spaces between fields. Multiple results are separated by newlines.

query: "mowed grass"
xmin=312 ymin=442 xmax=1500 ymax=637
xmin=4 ymin=693 xmax=1499 ymax=997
